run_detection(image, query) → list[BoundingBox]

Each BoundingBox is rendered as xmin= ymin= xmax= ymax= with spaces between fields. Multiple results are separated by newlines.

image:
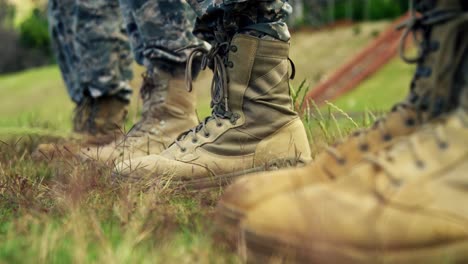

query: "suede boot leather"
xmin=80 ymin=70 xmax=198 ymax=162
xmin=242 ymin=109 xmax=468 ymax=264
xmin=230 ymin=1 xmax=468 ymax=262
xmin=216 ymin=0 xmax=468 ymax=250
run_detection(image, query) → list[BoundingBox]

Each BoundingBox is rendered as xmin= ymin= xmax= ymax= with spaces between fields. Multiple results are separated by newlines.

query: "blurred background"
xmin=0 ymin=0 xmax=50 ymax=74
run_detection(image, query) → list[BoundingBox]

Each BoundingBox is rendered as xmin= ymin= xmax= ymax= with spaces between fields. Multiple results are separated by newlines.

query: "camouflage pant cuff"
xmin=149 ymin=58 xmax=202 ymax=81
xmin=77 ymin=82 xmax=133 ymax=104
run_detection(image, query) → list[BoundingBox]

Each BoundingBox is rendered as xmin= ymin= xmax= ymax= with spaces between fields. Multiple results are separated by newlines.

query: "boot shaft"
xmin=140 ymin=69 xmax=197 ymax=120
xmin=226 ymin=34 xmax=297 ymax=131
xmin=157 ymin=34 xmax=311 ymax=170
xmin=201 ymin=35 xmax=300 ymax=156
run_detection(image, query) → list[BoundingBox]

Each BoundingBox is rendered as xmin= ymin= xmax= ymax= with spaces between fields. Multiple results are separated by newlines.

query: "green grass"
xmin=0 ymin=67 xmax=73 ymax=134
xmin=0 ymin=23 xmax=415 ymax=263
xmin=0 ymin=144 xmax=237 ymax=263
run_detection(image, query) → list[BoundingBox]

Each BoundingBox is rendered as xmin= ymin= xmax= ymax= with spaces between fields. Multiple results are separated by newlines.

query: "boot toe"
xmin=242 ymin=180 xmax=468 ymax=263
xmin=219 ymin=164 xmax=323 ymax=212
xmin=216 ymin=163 xmax=332 ymax=245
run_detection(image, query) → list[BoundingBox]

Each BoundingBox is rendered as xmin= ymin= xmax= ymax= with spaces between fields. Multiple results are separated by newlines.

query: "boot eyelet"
xmin=405 ymin=118 xmax=416 ymax=127
xmin=192 ymin=138 xmax=198 ymax=143
xmin=359 ymin=144 xmax=369 ymax=152
xmin=181 ymin=147 xmax=187 ymax=153
xmin=204 ymin=133 xmax=210 ymax=138
xmin=227 ymin=61 xmax=234 ymax=68
xmin=416 ymin=160 xmax=425 ymax=169
xmin=230 ymin=113 xmax=241 ymax=125
xmin=383 ymin=134 xmax=392 ymax=142
xmin=216 ymin=122 xmax=223 ymax=127
xmin=230 ymin=45 xmax=238 ymax=52
xmin=337 ymin=158 xmax=347 ymax=165
xmin=439 ymin=142 xmax=449 ymax=150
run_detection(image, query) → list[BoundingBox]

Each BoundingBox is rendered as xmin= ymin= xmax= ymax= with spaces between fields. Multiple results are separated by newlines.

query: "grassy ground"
xmin=0 ymin=23 xmax=413 ymax=263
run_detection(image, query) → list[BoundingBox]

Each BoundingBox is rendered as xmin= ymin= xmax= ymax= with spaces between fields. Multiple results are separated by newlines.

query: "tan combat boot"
xmin=215 ymin=0 xmax=468 ymax=247
xmin=79 ymin=70 xmax=198 ymax=162
xmin=73 ymin=96 xmax=128 ymax=145
xmin=241 ymin=108 xmax=468 ymax=264
xmin=114 ymin=34 xmax=312 ymax=190
xmin=33 ymin=96 xmax=128 ymax=160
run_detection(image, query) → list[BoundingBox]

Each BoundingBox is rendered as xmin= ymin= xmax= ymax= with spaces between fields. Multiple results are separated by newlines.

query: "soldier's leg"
xmin=35 ymin=0 xmax=133 ymax=161
xmin=119 ymin=0 xmax=203 ymax=71
xmin=74 ymin=0 xmax=133 ymax=103
xmin=80 ymin=0 xmax=203 ymax=161
xmin=71 ymin=0 xmax=133 ymax=144
xmin=47 ymin=0 xmax=78 ymax=101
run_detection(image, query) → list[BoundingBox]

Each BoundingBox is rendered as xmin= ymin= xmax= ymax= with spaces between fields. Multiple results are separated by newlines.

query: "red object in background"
xmin=303 ymin=13 xmax=412 ymax=109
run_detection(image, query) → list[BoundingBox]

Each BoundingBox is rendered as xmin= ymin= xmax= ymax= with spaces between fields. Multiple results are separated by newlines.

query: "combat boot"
xmin=79 ymin=69 xmax=198 ymax=162
xmin=114 ymin=34 xmax=312 ymax=189
xmin=216 ymin=0 xmax=468 ymax=247
xmin=241 ymin=108 xmax=468 ymax=264
xmin=73 ymin=96 xmax=128 ymax=145
xmin=33 ymin=95 xmax=128 ymax=160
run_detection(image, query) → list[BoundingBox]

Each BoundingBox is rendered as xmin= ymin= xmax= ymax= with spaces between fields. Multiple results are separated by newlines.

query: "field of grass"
xmin=0 ymin=23 xmax=414 ymax=263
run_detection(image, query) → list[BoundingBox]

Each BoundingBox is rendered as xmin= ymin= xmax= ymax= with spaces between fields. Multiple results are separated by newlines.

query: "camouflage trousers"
xmin=48 ymin=0 xmax=133 ymax=103
xmin=186 ymin=0 xmax=293 ymax=44
xmin=48 ymin=0 xmax=292 ymax=103
xmin=123 ymin=0 xmax=293 ymax=46
xmin=47 ymin=0 xmax=199 ymax=103
xmin=119 ymin=0 xmax=201 ymax=72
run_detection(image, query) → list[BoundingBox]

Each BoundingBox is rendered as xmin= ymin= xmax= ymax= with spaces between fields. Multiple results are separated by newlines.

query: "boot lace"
xmin=366 ymin=120 xmax=451 ymax=189
xmin=397 ymin=0 xmax=462 ymax=115
xmin=324 ymin=104 xmax=419 ymax=165
xmin=172 ymin=42 xmax=239 ymax=151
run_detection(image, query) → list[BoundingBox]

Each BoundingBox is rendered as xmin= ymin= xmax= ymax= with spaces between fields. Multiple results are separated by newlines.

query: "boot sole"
xmin=241 ymin=228 xmax=468 ymax=264
xmin=168 ymin=158 xmax=305 ymax=191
